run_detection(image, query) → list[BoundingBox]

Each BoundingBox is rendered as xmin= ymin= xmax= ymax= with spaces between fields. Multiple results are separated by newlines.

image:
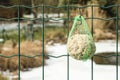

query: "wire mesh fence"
xmin=0 ymin=1 xmax=119 ymax=80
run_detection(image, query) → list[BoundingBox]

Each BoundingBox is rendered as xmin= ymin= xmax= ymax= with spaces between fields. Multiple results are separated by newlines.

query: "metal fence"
xmin=0 ymin=1 xmax=119 ymax=80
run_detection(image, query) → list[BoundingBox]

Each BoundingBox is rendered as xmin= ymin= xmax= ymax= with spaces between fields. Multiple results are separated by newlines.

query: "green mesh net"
xmin=67 ymin=15 xmax=96 ymax=61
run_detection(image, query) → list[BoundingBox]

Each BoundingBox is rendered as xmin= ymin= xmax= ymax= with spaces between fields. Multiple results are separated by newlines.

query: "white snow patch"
xmin=11 ymin=41 xmax=120 ymax=80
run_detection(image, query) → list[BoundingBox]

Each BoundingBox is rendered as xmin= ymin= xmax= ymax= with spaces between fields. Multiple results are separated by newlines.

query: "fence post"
xmin=42 ymin=2 xmax=45 ymax=80
xmin=17 ymin=2 xmax=21 ymax=80
xmin=91 ymin=5 xmax=94 ymax=80
xmin=115 ymin=4 xmax=119 ymax=80
xmin=66 ymin=3 xmax=70 ymax=80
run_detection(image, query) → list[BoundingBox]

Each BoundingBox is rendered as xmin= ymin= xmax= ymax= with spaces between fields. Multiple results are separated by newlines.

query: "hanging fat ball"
xmin=67 ymin=16 xmax=96 ymax=60
xmin=67 ymin=34 xmax=96 ymax=60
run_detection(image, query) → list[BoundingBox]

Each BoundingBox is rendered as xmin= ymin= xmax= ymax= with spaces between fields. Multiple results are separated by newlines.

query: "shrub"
xmin=0 ymin=74 xmax=7 ymax=80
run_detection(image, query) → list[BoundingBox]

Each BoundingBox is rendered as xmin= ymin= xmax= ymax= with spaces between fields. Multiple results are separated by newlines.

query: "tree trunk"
xmin=31 ymin=0 xmax=38 ymax=23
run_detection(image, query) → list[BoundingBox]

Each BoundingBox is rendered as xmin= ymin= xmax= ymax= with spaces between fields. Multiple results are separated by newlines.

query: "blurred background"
xmin=0 ymin=0 xmax=120 ymax=80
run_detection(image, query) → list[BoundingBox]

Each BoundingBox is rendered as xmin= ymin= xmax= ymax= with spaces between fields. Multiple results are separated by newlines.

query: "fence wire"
xmin=0 ymin=3 xmax=119 ymax=80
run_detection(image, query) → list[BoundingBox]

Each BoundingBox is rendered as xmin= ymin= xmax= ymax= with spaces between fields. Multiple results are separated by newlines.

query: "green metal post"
xmin=66 ymin=1 xmax=70 ymax=80
xmin=17 ymin=2 xmax=21 ymax=80
xmin=42 ymin=2 xmax=45 ymax=80
xmin=116 ymin=4 xmax=119 ymax=80
xmin=91 ymin=5 xmax=94 ymax=80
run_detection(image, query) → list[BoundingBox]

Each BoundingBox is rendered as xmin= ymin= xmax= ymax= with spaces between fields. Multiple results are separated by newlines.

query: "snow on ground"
xmin=19 ymin=40 xmax=120 ymax=80
xmin=0 ymin=23 xmax=23 ymax=30
xmin=0 ymin=22 xmax=64 ymax=31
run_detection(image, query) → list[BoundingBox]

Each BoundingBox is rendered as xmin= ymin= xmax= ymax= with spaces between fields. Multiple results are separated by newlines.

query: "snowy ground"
xmin=0 ymin=22 xmax=64 ymax=31
xmin=17 ymin=40 xmax=120 ymax=80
